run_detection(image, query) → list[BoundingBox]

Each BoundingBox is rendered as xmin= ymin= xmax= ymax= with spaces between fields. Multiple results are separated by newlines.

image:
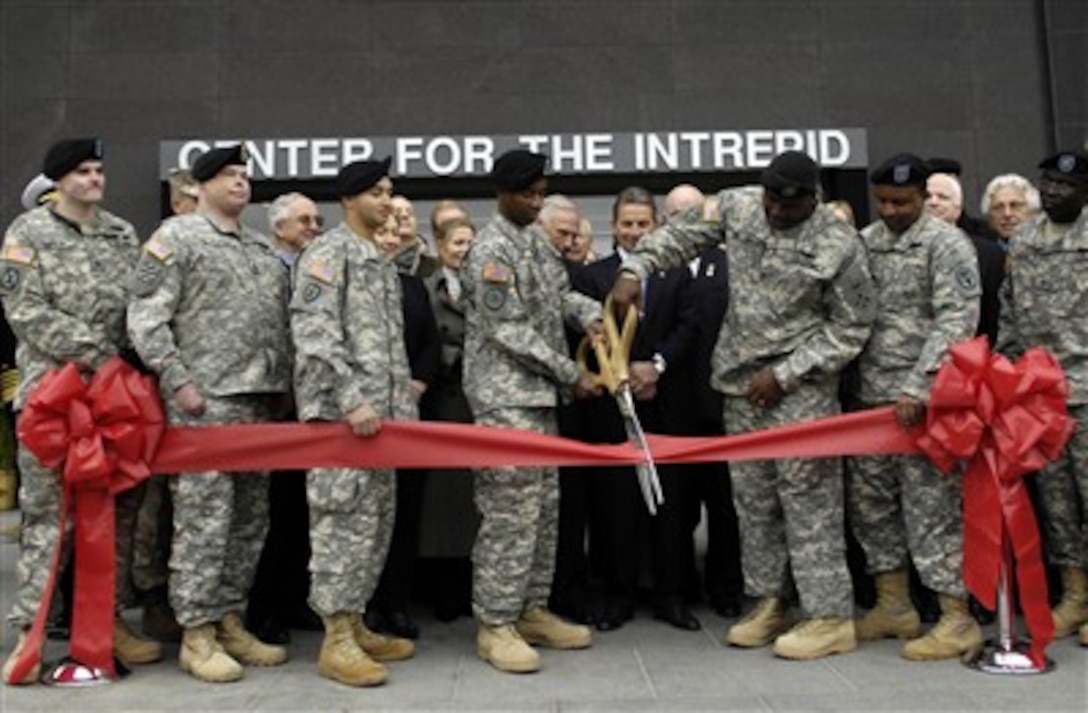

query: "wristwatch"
xmin=652 ymin=353 xmax=667 ymax=375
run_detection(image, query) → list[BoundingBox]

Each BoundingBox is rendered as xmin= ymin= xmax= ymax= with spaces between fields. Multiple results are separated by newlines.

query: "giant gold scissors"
xmin=577 ymin=296 xmax=664 ymax=514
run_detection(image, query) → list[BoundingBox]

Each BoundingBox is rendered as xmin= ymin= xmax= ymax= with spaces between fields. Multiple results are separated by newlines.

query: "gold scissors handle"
xmin=576 ymin=295 xmax=637 ymax=395
xmin=575 ymin=295 xmax=663 ymax=514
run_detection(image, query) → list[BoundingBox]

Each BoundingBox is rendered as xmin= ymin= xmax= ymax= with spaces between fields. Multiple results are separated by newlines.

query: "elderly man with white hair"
xmin=266 ymin=192 xmax=322 ymax=266
xmin=980 ymin=173 xmax=1040 ymax=246
xmin=925 ymin=171 xmax=1005 ymax=346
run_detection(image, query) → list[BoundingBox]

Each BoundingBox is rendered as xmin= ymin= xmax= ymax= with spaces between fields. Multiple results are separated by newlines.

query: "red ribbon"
xmin=916 ymin=337 xmax=1073 ymax=667
xmin=10 ymin=358 xmax=164 ymax=683
xmin=11 ymin=340 xmax=1071 ymax=679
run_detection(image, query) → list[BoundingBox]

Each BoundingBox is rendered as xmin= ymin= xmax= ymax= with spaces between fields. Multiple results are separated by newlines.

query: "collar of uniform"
xmin=47 ymin=205 xmax=105 ymax=236
xmin=199 ymin=211 xmax=244 ymax=238
xmin=495 ymin=213 xmax=532 ymax=249
xmin=340 ymin=221 xmax=383 ymax=261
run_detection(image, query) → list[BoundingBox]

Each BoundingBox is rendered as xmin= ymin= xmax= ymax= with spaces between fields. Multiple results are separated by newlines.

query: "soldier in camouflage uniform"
xmin=127 ymin=145 xmax=291 ymax=683
xmin=130 ymin=167 xmax=198 ymax=645
xmin=289 ymin=158 xmax=416 ymax=688
xmin=1 ymin=139 xmax=162 ymax=685
xmin=847 ymin=153 xmax=983 ymax=660
xmin=611 ymin=151 xmax=876 ymax=661
xmin=463 ymin=150 xmax=602 ymax=674
xmin=997 ymin=149 xmax=1088 ymax=645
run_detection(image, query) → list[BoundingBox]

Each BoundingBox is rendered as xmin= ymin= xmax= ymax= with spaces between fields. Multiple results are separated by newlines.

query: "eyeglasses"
xmin=297 ymin=214 xmax=325 ymax=228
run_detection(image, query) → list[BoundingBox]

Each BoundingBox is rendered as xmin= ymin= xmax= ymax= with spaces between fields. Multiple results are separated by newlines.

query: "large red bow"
xmin=916 ymin=337 xmax=1073 ymax=666
xmin=9 ymin=357 xmax=163 ymax=683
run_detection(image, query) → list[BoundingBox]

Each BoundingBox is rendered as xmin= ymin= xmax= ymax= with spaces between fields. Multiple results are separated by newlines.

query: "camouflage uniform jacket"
xmin=291 ymin=222 xmax=416 ymax=422
xmin=0 ymin=205 xmax=141 ymax=409
xmin=857 ymin=213 xmax=981 ymax=403
xmin=462 ymin=213 xmax=601 ymax=415
xmin=622 ymin=187 xmax=876 ymax=396
xmin=127 ymin=212 xmax=291 ymax=397
xmin=998 ymin=205 xmax=1088 ymax=405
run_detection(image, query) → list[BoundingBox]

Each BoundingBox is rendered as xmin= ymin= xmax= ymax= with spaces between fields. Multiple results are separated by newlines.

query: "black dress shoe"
xmin=384 ymin=610 xmax=420 ymax=640
xmin=595 ymin=600 xmax=633 ymax=632
xmin=252 ymin=616 xmax=291 ymax=645
xmin=434 ymin=598 xmax=461 ymax=623
xmin=364 ymin=608 xmax=388 ymax=633
xmin=286 ymin=606 xmax=324 ymax=632
xmin=653 ymin=600 xmax=701 ymax=631
xmin=710 ymin=595 xmax=742 ymax=619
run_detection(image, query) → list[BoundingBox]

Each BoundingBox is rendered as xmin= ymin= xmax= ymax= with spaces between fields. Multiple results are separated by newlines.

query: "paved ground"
xmin=0 ymin=509 xmax=1085 ymax=712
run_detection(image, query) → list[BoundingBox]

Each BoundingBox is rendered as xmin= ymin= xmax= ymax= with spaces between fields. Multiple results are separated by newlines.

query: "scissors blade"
xmin=616 ymin=386 xmax=664 ymax=514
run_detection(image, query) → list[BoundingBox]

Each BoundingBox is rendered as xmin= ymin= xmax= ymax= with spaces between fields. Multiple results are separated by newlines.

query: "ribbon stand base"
xmin=964 ymin=542 xmax=1054 ymax=676
xmin=42 ymin=657 xmax=128 ymax=687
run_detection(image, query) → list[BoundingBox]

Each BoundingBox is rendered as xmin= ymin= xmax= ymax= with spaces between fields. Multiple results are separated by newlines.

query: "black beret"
xmin=925 ymin=157 xmax=962 ymax=177
xmin=1038 ymin=150 xmax=1088 ymax=183
xmin=491 ymin=149 xmax=548 ymax=192
xmin=42 ymin=138 xmax=104 ymax=180
xmin=760 ymin=150 xmax=819 ymax=198
xmin=335 ymin=157 xmax=392 ymax=197
xmin=191 ymin=144 xmax=249 ymax=182
xmin=870 ymin=153 xmax=929 ymax=188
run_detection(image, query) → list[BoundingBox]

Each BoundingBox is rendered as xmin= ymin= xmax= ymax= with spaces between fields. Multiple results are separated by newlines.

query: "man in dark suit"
xmin=665 ymin=185 xmax=744 ymax=620
xmin=572 ymin=187 xmax=701 ymax=631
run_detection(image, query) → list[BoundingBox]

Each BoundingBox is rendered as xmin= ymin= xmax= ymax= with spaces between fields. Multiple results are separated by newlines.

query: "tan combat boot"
xmin=217 ymin=611 xmax=288 ymax=666
xmin=2 ymin=630 xmax=40 ymax=685
xmin=1079 ymin=621 xmax=1088 ymax=647
xmin=114 ymin=617 xmax=163 ymax=666
xmin=773 ymin=618 xmax=857 ymax=660
xmin=477 ymin=623 xmax=541 ymax=673
xmin=351 ymin=613 xmax=414 ymax=662
xmin=515 ymin=607 xmax=592 ymax=649
xmin=179 ymin=623 xmax=244 ymax=683
xmin=901 ymin=594 xmax=983 ymax=661
xmin=855 ymin=570 xmax=922 ymax=641
xmin=725 ymin=597 xmax=792 ymax=648
xmin=319 ymin=613 xmax=387 ymax=687
xmin=1052 ymin=567 xmax=1088 ymax=638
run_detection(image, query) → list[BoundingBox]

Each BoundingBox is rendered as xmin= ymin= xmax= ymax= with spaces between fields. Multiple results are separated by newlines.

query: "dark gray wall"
xmin=1 ymin=0 xmax=1080 ymax=234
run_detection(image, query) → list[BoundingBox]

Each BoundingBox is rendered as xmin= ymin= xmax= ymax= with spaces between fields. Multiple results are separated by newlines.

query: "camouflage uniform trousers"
xmin=723 ymin=379 xmax=853 ymax=619
xmin=1033 ymin=403 xmax=1088 ymax=569
xmin=131 ymin=474 xmax=172 ymax=593
xmin=306 ymin=466 xmax=396 ymax=617
xmin=166 ymin=394 xmax=274 ymax=628
xmin=846 ymin=451 xmax=964 ymax=597
xmin=472 ymin=407 xmax=560 ymax=625
xmin=7 ymin=443 xmax=142 ymax=628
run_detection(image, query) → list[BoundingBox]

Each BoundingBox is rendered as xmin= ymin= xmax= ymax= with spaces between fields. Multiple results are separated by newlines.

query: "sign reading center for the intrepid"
xmin=159 ymin=128 xmax=868 ymax=180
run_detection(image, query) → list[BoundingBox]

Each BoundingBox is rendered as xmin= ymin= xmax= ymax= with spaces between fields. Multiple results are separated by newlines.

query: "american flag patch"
xmin=307 ymin=260 xmax=336 ymax=285
xmin=481 ymin=263 xmax=510 ymax=283
xmin=1 ymin=244 xmax=34 ymax=265
xmin=145 ymin=236 xmax=174 ymax=261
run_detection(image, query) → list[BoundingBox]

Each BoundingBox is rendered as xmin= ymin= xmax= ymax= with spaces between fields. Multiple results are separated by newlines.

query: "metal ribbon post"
xmin=965 ymin=528 xmax=1055 ymax=675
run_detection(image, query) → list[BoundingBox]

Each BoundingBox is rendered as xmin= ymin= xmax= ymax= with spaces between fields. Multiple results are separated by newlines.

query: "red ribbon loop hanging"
xmin=916 ymin=337 xmax=1073 ymax=667
xmin=9 ymin=357 xmax=163 ymax=683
